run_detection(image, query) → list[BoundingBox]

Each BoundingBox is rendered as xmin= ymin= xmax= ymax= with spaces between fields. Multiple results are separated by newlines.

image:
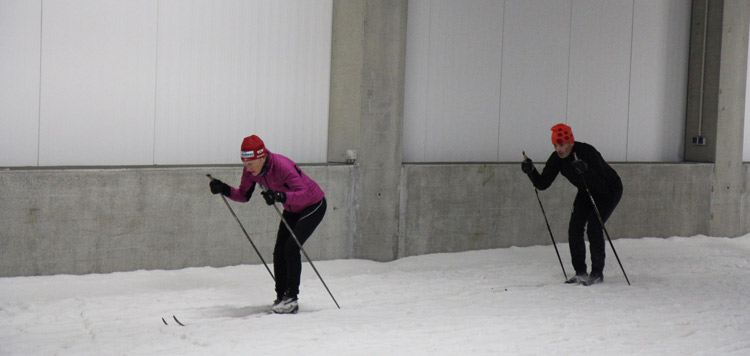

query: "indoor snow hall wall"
xmin=1 ymin=1 xmax=748 ymax=278
xmin=0 ymin=162 xmax=717 ymax=277
xmin=0 ymin=166 xmax=353 ymax=277
xmin=399 ymin=163 xmax=714 ymax=258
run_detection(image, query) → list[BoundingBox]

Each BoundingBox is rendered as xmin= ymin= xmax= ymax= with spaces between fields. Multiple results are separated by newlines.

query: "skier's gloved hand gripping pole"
xmin=259 ymin=184 xmax=341 ymax=309
xmin=206 ymin=174 xmax=275 ymax=282
xmin=572 ymin=153 xmax=631 ymax=286
xmin=522 ymin=152 xmax=568 ymax=281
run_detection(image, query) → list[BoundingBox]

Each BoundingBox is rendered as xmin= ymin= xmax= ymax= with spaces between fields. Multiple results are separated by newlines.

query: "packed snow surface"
xmin=2 ymin=235 xmax=750 ymax=355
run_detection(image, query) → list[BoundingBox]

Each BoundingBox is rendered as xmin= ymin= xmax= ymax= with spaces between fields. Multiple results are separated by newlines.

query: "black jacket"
xmin=528 ymin=142 xmax=621 ymax=200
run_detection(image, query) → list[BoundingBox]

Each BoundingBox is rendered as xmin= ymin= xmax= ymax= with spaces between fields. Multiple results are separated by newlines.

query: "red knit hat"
xmin=551 ymin=123 xmax=574 ymax=145
xmin=240 ymin=135 xmax=267 ymax=162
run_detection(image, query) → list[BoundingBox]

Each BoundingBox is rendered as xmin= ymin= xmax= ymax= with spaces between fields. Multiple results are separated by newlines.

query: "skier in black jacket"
xmin=521 ymin=123 xmax=622 ymax=285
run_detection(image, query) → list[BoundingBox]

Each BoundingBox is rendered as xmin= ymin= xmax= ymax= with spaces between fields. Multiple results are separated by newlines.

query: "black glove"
xmin=571 ymin=159 xmax=588 ymax=174
xmin=209 ymin=179 xmax=231 ymax=196
xmin=261 ymin=190 xmax=286 ymax=205
xmin=521 ymin=158 xmax=535 ymax=174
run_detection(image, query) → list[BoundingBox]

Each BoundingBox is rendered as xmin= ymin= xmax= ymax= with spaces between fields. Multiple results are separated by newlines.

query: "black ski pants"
xmin=568 ymin=185 xmax=622 ymax=276
xmin=273 ymin=198 xmax=326 ymax=299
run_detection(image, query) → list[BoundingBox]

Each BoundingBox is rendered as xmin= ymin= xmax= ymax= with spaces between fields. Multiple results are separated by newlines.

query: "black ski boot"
xmin=272 ymin=291 xmax=299 ymax=314
xmin=565 ymin=272 xmax=589 ymax=285
xmin=272 ymin=295 xmax=284 ymax=308
xmin=582 ymin=272 xmax=603 ymax=286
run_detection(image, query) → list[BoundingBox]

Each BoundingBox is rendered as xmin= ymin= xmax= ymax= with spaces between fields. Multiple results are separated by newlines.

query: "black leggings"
xmin=568 ymin=187 xmax=622 ymax=275
xmin=273 ymin=198 xmax=326 ymax=298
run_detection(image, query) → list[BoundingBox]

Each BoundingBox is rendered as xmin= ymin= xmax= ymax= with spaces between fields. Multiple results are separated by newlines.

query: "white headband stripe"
xmin=241 ymin=151 xmax=255 ymax=159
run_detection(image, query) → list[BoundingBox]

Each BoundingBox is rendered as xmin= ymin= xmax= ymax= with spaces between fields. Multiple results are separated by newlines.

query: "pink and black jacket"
xmin=227 ymin=151 xmax=325 ymax=213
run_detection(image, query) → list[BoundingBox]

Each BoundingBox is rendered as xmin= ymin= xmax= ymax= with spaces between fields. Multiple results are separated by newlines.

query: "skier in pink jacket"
xmin=209 ymin=135 xmax=326 ymax=314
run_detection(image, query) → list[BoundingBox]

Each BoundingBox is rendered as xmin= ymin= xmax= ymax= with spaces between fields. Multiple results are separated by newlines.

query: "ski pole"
xmin=206 ymin=174 xmax=275 ymax=282
xmin=572 ymin=154 xmax=630 ymax=286
xmin=262 ymin=186 xmax=341 ymax=309
xmin=523 ymin=152 xmax=568 ymax=281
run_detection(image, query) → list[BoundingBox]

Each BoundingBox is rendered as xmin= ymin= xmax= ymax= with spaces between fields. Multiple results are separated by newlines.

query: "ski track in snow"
xmin=1 ymin=236 xmax=749 ymax=355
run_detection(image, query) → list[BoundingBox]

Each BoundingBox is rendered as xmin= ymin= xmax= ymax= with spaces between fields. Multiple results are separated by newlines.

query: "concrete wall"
xmin=0 ymin=162 xmax=722 ymax=277
xmin=0 ymin=166 xmax=353 ymax=276
xmin=399 ymin=163 xmax=714 ymax=258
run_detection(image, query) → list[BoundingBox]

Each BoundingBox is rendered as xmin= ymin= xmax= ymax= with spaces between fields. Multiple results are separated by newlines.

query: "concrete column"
xmin=328 ymin=0 xmax=364 ymax=164
xmin=685 ymin=0 xmax=750 ymax=236
xmin=328 ymin=0 xmax=408 ymax=261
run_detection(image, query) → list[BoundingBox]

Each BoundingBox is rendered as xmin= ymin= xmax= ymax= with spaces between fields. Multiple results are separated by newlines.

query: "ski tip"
xmin=162 ymin=317 xmax=168 ymax=325
xmin=172 ymin=315 xmax=185 ymax=326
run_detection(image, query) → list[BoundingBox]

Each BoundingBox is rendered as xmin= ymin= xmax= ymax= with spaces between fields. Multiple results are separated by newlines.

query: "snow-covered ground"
xmin=2 ymin=235 xmax=749 ymax=355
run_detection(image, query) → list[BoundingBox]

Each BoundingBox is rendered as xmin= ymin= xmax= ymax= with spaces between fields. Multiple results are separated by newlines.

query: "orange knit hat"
xmin=551 ymin=123 xmax=574 ymax=145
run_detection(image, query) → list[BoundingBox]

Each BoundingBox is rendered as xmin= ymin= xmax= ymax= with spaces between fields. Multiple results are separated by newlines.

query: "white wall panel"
xmin=628 ymin=0 xmax=690 ymax=161
xmin=403 ymin=0 xmax=431 ymax=162
xmin=498 ymin=0 xmax=571 ymax=162
xmin=0 ymin=0 xmax=41 ymax=166
xmin=1 ymin=0 xmax=696 ymax=166
xmin=567 ymin=0 xmax=633 ymax=162
xmin=39 ymin=0 xmax=157 ymax=166
xmin=420 ymin=0 xmax=503 ymax=162
xmin=154 ymin=0 xmax=332 ymax=164
xmin=404 ymin=0 xmax=690 ymax=163
xmin=744 ymin=20 xmax=750 ymax=161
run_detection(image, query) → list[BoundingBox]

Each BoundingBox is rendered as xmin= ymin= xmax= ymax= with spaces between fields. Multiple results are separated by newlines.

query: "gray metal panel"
xmin=567 ymin=0 xmax=633 ymax=162
xmin=39 ymin=0 xmax=158 ymax=166
xmin=403 ymin=0 xmax=431 ymax=162
xmin=403 ymin=0 xmax=691 ymax=163
xmin=745 ymin=20 xmax=750 ymax=161
xmin=628 ymin=0 xmax=691 ymax=161
xmin=423 ymin=0 xmax=504 ymax=162
xmin=499 ymin=0 xmax=572 ymax=162
xmin=154 ymin=0 xmax=332 ymax=165
xmin=0 ymin=0 xmax=41 ymax=167
xmin=0 ymin=0 xmax=332 ymax=167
